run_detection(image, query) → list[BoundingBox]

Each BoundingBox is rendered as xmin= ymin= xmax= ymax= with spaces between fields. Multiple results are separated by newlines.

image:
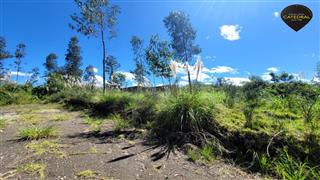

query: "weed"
xmin=0 ymin=117 xmax=5 ymax=129
xmin=52 ymin=114 xmax=70 ymax=121
xmin=112 ymin=114 xmax=130 ymax=131
xmin=187 ymin=148 xmax=201 ymax=162
xmin=77 ymin=170 xmax=97 ymax=178
xmin=20 ymin=114 xmax=40 ymax=125
xmin=26 ymin=140 xmax=66 ymax=158
xmin=19 ymin=126 xmax=58 ymax=140
xmin=17 ymin=163 xmax=46 ymax=179
xmin=84 ymin=117 xmax=103 ymax=133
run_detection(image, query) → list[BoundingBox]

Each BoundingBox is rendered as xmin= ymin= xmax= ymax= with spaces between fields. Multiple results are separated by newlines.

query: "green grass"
xmin=19 ymin=126 xmax=58 ymax=140
xmin=84 ymin=117 xmax=103 ymax=133
xmin=111 ymin=114 xmax=129 ymax=131
xmin=187 ymin=145 xmax=214 ymax=164
xmin=26 ymin=140 xmax=66 ymax=158
xmin=20 ymin=114 xmax=40 ymax=125
xmin=0 ymin=117 xmax=6 ymax=129
xmin=17 ymin=163 xmax=46 ymax=179
xmin=52 ymin=114 xmax=70 ymax=121
xmin=77 ymin=170 xmax=97 ymax=178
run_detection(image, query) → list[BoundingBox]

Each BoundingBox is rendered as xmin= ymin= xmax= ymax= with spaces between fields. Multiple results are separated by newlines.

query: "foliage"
xmin=83 ymin=65 xmax=97 ymax=89
xmin=19 ymin=126 xmax=58 ymax=140
xmin=242 ymin=76 xmax=267 ymax=128
xmin=145 ymin=34 xmax=172 ymax=83
xmin=14 ymin=43 xmax=26 ymax=82
xmin=70 ymin=0 xmax=120 ymax=93
xmin=43 ymin=53 xmax=59 ymax=76
xmin=64 ymin=36 xmax=83 ymax=85
xmin=131 ymin=35 xmax=148 ymax=86
xmin=112 ymin=72 xmax=126 ymax=88
xmin=0 ymin=116 xmax=5 ymax=129
xmin=164 ymin=10 xmax=201 ymax=91
xmin=111 ymin=114 xmax=130 ymax=131
xmin=105 ymin=55 xmax=120 ymax=83
xmin=0 ymin=36 xmax=11 ymax=80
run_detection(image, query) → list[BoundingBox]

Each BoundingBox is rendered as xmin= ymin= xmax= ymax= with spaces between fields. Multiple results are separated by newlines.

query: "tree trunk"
xmin=187 ymin=70 xmax=192 ymax=93
xmin=101 ymin=30 xmax=106 ymax=94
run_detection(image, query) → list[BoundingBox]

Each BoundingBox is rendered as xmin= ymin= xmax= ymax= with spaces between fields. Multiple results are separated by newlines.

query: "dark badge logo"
xmin=281 ymin=4 xmax=313 ymax=32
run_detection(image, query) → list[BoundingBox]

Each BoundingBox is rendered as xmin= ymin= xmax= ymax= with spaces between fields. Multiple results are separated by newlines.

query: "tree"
xmin=64 ymin=36 xmax=83 ymax=85
xmin=83 ymin=65 xmax=97 ymax=89
xmin=26 ymin=67 xmax=40 ymax=86
xmin=70 ymin=0 xmax=120 ymax=93
xmin=112 ymin=72 xmax=126 ymax=88
xmin=242 ymin=76 xmax=267 ymax=128
xmin=105 ymin=55 xmax=120 ymax=83
xmin=145 ymin=34 xmax=172 ymax=85
xmin=164 ymin=11 xmax=201 ymax=92
xmin=43 ymin=53 xmax=59 ymax=76
xmin=269 ymin=72 xmax=294 ymax=83
xmin=131 ymin=36 xmax=148 ymax=86
xmin=0 ymin=37 xmax=11 ymax=81
xmin=14 ymin=43 xmax=26 ymax=82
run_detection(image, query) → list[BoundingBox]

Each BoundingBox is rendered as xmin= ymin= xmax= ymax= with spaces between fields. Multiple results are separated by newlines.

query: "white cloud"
xmin=93 ymin=67 xmax=98 ymax=73
xmin=261 ymin=72 xmax=272 ymax=81
xmin=273 ymin=12 xmax=280 ymax=18
xmin=222 ymin=77 xmax=250 ymax=86
xmin=203 ymin=66 xmax=237 ymax=74
xmin=10 ymin=71 xmax=32 ymax=77
xmin=267 ymin=67 xmax=279 ymax=72
xmin=220 ymin=25 xmax=241 ymax=41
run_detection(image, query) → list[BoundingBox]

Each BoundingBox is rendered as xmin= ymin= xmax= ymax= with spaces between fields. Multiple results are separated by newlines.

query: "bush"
xmin=154 ymin=92 xmax=219 ymax=146
xmin=242 ymin=76 xmax=267 ymax=128
xmin=0 ymin=84 xmax=37 ymax=105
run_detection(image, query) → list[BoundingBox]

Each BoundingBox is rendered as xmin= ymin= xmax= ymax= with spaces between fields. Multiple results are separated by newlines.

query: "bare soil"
xmin=0 ymin=104 xmax=263 ymax=180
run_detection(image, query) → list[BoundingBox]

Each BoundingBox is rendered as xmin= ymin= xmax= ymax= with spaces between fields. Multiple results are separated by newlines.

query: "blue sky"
xmin=1 ymin=0 xmax=319 ymax=86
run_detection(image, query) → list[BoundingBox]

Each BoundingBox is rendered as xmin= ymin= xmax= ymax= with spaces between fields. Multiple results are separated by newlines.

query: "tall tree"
xmin=83 ymin=65 xmax=97 ymax=89
xmin=70 ymin=0 xmax=120 ymax=93
xmin=14 ymin=43 xmax=26 ymax=82
xmin=112 ymin=72 xmax=126 ymax=88
xmin=64 ymin=36 xmax=83 ymax=85
xmin=145 ymin=34 xmax=172 ymax=85
xmin=26 ymin=67 xmax=40 ymax=86
xmin=43 ymin=53 xmax=58 ymax=76
xmin=131 ymin=36 xmax=148 ymax=87
xmin=0 ymin=37 xmax=11 ymax=81
xmin=105 ymin=55 xmax=120 ymax=83
xmin=163 ymin=11 xmax=201 ymax=91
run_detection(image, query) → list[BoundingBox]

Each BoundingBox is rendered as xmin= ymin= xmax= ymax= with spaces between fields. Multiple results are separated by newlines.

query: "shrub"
xmin=274 ymin=150 xmax=312 ymax=180
xmin=111 ymin=114 xmax=130 ymax=131
xmin=19 ymin=126 xmax=58 ymax=140
xmin=154 ymin=92 xmax=220 ymax=146
xmin=242 ymin=76 xmax=267 ymax=128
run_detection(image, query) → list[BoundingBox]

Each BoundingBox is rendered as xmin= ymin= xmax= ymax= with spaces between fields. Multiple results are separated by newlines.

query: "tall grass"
xmin=19 ymin=126 xmax=58 ymax=140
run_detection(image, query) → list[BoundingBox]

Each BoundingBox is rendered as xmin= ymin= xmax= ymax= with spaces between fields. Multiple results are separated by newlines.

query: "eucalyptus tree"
xmin=83 ymin=65 xmax=97 ymax=89
xmin=105 ymin=55 xmax=120 ymax=83
xmin=164 ymin=11 xmax=201 ymax=92
xmin=131 ymin=36 xmax=148 ymax=87
xmin=0 ymin=37 xmax=11 ymax=81
xmin=14 ymin=43 xmax=26 ymax=82
xmin=145 ymin=34 xmax=172 ymax=85
xmin=43 ymin=53 xmax=59 ymax=76
xmin=70 ymin=0 xmax=120 ymax=93
xmin=64 ymin=36 xmax=83 ymax=85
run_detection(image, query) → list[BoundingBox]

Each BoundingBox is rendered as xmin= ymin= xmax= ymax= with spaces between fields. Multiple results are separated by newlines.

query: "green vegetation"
xmin=26 ymin=140 xmax=66 ymax=158
xmin=19 ymin=126 xmax=58 ymax=140
xmin=0 ymin=116 xmax=6 ymax=129
xmin=52 ymin=114 xmax=70 ymax=121
xmin=17 ymin=162 xmax=46 ymax=179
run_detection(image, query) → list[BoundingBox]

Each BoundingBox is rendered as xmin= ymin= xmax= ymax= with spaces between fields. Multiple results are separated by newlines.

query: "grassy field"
xmin=1 ymin=81 xmax=320 ymax=179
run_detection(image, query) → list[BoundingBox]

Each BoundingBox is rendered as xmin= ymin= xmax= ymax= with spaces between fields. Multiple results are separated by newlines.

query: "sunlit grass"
xmin=19 ymin=126 xmax=58 ymax=140
xmin=17 ymin=163 xmax=46 ymax=180
xmin=26 ymin=140 xmax=66 ymax=158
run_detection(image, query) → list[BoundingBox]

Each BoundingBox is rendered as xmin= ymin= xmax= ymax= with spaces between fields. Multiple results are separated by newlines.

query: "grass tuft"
xmin=52 ymin=114 xmax=70 ymax=121
xmin=19 ymin=126 xmax=58 ymax=140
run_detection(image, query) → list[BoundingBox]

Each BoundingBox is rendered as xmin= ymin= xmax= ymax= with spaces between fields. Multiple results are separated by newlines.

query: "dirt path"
xmin=0 ymin=104 xmax=262 ymax=180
